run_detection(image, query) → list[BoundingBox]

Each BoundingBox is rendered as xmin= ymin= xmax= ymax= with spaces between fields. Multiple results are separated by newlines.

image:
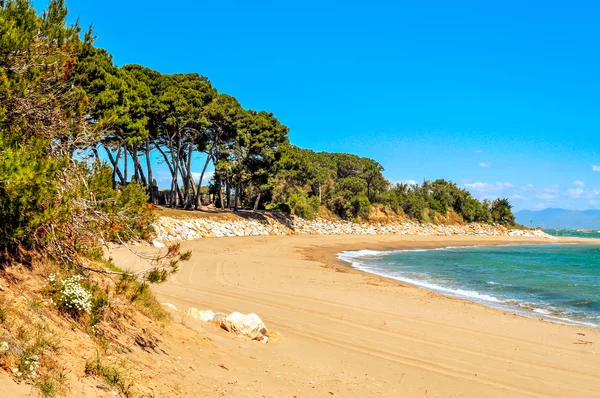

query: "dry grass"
xmin=0 ymin=257 xmax=173 ymax=397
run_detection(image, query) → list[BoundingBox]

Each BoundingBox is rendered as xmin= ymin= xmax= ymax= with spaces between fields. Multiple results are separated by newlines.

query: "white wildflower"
xmin=0 ymin=341 xmax=8 ymax=353
xmin=56 ymin=275 xmax=92 ymax=314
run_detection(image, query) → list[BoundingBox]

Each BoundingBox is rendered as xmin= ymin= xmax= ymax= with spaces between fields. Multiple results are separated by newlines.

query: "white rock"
xmin=152 ymin=240 xmax=165 ymax=248
xmin=186 ymin=308 xmax=216 ymax=322
xmin=220 ymin=312 xmax=269 ymax=343
xmin=161 ymin=303 xmax=178 ymax=311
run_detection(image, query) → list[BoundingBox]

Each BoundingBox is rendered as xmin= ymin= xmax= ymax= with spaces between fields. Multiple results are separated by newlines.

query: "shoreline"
xmin=331 ymin=239 xmax=600 ymax=329
xmin=110 ymin=234 xmax=600 ymax=397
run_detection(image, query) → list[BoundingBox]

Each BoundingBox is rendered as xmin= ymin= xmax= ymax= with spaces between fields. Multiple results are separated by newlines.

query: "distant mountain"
xmin=515 ymin=208 xmax=600 ymax=229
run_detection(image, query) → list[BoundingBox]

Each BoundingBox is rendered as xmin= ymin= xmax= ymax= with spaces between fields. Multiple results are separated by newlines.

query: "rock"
xmin=212 ymin=312 xmax=227 ymax=323
xmin=161 ymin=303 xmax=178 ymax=311
xmin=152 ymin=240 xmax=165 ymax=248
xmin=149 ymin=214 xmax=552 ymax=243
xmin=219 ymin=312 xmax=269 ymax=343
xmin=186 ymin=308 xmax=216 ymax=322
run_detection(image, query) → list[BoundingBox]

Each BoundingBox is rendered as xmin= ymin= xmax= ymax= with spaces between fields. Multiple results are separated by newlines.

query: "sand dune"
xmin=110 ymin=235 xmax=600 ymax=397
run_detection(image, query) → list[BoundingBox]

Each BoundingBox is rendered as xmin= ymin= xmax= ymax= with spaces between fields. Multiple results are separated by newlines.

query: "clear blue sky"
xmin=36 ymin=0 xmax=600 ymax=211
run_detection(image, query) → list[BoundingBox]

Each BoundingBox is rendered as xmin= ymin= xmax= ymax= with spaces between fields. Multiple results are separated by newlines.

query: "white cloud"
xmin=396 ymin=179 xmax=418 ymax=186
xmin=545 ymin=185 xmax=559 ymax=193
xmin=464 ymin=181 xmax=513 ymax=194
xmin=474 ymin=149 xmax=482 ymax=154
xmin=536 ymin=193 xmax=555 ymax=200
xmin=573 ymin=180 xmax=585 ymax=187
xmin=593 ymin=165 xmax=600 ymax=172
xmin=479 ymin=162 xmax=491 ymax=168
xmin=510 ymin=194 xmax=528 ymax=201
xmin=191 ymin=171 xmax=215 ymax=183
xmin=522 ymin=184 xmax=534 ymax=190
xmin=589 ymin=189 xmax=600 ymax=197
xmin=568 ymin=188 xmax=584 ymax=198
xmin=154 ymin=170 xmax=172 ymax=184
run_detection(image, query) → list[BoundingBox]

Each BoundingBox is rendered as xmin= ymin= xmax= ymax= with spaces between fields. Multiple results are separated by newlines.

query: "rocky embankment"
xmin=150 ymin=214 xmax=551 ymax=246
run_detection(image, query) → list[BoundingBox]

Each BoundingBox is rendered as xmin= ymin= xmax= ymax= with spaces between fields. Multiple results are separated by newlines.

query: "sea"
xmin=338 ymin=239 xmax=600 ymax=328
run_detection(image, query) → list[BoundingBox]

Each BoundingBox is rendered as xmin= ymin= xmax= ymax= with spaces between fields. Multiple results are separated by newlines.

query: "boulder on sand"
xmin=186 ymin=308 xmax=216 ymax=322
xmin=219 ymin=312 xmax=269 ymax=343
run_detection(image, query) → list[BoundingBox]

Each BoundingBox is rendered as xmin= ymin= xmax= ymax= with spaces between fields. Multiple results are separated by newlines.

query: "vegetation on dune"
xmin=0 ymin=2 xmax=192 ymax=395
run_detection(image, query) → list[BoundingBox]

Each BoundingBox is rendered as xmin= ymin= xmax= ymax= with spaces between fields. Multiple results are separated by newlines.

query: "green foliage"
xmin=351 ymin=196 xmax=372 ymax=219
xmin=288 ymin=192 xmax=320 ymax=220
xmin=85 ymin=353 xmax=133 ymax=394
xmin=490 ymin=198 xmax=515 ymax=226
xmin=35 ymin=378 xmax=57 ymax=398
xmin=269 ymin=202 xmax=292 ymax=214
xmin=0 ymin=137 xmax=63 ymax=251
xmin=386 ymin=179 xmax=508 ymax=225
xmin=270 ymin=145 xmax=388 ymax=219
xmin=337 ymin=177 xmax=367 ymax=197
xmin=328 ymin=195 xmax=353 ymax=219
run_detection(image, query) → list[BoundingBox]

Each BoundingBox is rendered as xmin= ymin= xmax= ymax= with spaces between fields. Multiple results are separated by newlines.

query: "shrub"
xmin=351 ymin=196 xmax=372 ymax=219
xmin=491 ymin=198 xmax=515 ymax=226
xmin=288 ymin=192 xmax=320 ymax=220
xmin=328 ymin=195 xmax=353 ymax=219
xmin=49 ymin=274 xmax=92 ymax=316
xmin=270 ymin=202 xmax=291 ymax=213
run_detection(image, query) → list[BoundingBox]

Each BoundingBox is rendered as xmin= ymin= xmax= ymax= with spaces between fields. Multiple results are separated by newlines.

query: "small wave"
xmin=338 ymin=249 xmax=386 ymax=259
xmin=533 ymin=308 xmax=551 ymax=315
xmin=336 ymin=247 xmax=599 ymax=328
xmin=343 ymin=261 xmax=504 ymax=304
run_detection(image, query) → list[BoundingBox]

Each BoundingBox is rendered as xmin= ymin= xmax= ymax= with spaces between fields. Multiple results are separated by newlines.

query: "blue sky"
xmin=36 ymin=0 xmax=600 ymax=211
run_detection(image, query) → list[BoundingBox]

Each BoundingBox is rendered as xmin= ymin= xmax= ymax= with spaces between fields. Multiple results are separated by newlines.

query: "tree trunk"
xmin=91 ymin=146 xmax=100 ymax=162
xmin=216 ymin=173 xmax=224 ymax=209
xmin=103 ymin=144 xmax=125 ymax=187
xmin=123 ymin=145 xmax=129 ymax=184
xmin=225 ymin=171 xmax=231 ymax=209
xmin=184 ymin=144 xmax=194 ymax=208
xmin=132 ymin=147 xmax=147 ymax=185
xmin=145 ymin=137 xmax=154 ymax=202
xmin=234 ymin=180 xmax=241 ymax=212
xmin=194 ymin=153 xmax=212 ymax=210
xmin=178 ymin=150 xmax=189 ymax=208
xmin=253 ymin=192 xmax=262 ymax=211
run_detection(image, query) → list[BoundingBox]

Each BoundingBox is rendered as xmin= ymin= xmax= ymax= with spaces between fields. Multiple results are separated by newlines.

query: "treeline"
xmin=0 ymin=0 xmax=516 ymax=263
xmin=270 ymin=146 xmax=515 ymax=225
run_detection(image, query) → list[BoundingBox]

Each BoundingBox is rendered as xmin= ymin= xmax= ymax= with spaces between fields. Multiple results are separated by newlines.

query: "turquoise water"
xmin=544 ymin=229 xmax=600 ymax=239
xmin=338 ymin=244 xmax=600 ymax=327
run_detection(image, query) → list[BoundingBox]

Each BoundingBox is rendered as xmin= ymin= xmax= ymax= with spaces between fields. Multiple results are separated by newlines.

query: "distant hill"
xmin=515 ymin=208 xmax=600 ymax=229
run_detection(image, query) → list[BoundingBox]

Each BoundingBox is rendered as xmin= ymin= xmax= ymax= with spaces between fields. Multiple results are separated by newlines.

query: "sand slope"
xmin=110 ymin=235 xmax=600 ymax=397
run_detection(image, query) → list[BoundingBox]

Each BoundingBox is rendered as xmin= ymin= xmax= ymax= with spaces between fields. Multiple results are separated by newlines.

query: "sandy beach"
xmin=110 ymin=235 xmax=600 ymax=397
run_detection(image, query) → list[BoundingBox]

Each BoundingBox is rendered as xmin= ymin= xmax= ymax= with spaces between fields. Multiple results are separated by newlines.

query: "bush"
xmin=491 ymin=198 xmax=515 ymax=226
xmin=288 ymin=193 xmax=320 ymax=220
xmin=328 ymin=195 xmax=353 ymax=219
xmin=402 ymin=193 xmax=427 ymax=221
xmin=351 ymin=196 xmax=372 ymax=219
xmin=270 ymin=202 xmax=291 ymax=213
xmin=48 ymin=274 xmax=92 ymax=317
